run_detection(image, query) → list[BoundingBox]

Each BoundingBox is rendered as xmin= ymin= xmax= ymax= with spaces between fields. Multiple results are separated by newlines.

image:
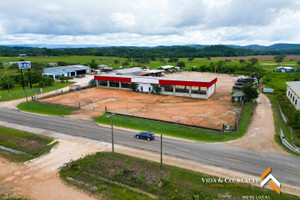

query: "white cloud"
xmin=110 ymin=13 xmax=136 ymax=29
xmin=0 ymin=0 xmax=300 ymax=46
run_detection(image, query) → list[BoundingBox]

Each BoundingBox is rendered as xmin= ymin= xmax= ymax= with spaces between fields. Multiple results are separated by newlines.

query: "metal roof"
xmin=277 ymin=66 xmax=295 ymax=70
xmin=286 ymin=81 xmax=300 ymax=97
xmin=43 ymin=70 xmax=75 ymax=75
xmin=232 ymin=91 xmax=245 ymax=97
xmin=115 ymin=67 xmax=143 ymax=75
xmin=159 ymin=65 xmax=175 ymax=69
xmin=43 ymin=65 xmax=90 ymax=73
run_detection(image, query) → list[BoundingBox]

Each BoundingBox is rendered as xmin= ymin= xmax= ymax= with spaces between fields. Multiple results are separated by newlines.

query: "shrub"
xmin=99 ymin=185 xmax=106 ymax=191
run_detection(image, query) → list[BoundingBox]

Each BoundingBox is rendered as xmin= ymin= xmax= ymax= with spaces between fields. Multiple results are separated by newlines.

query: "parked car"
xmin=135 ymin=131 xmax=155 ymax=141
xmin=235 ymin=82 xmax=245 ymax=86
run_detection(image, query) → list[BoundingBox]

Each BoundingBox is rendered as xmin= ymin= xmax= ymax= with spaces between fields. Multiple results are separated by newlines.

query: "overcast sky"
xmin=0 ymin=0 xmax=300 ymax=46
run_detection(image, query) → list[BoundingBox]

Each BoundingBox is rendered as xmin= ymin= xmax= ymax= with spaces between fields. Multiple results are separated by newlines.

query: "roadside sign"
xmin=224 ymin=125 xmax=231 ymax=131
xmin=18 ymin=61 xmax=31 ymax=69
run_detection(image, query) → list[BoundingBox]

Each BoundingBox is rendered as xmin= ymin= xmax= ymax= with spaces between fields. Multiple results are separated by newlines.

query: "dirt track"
xmin=41 ymin=72 xmax=238 ymax=129
xmin=225 ymin=93 xmax=288 ymax=154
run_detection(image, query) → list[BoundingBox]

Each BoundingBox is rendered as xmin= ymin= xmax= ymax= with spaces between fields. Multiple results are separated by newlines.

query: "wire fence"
xmin=0 ymin=88 xmax=41 ymax=101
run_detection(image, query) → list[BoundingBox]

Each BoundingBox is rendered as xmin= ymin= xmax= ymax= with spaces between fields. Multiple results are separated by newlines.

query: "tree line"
xmin=1 ymin=45 xmax=300 ymax=58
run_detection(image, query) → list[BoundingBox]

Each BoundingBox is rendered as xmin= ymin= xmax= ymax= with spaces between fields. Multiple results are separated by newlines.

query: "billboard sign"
xmin=18 ymin=61 xmax=31 ymax=69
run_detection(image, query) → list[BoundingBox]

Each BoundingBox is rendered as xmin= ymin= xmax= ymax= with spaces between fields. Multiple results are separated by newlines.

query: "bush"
xmin=0 ymin=77 xmax=15 ymax=89
xmin=129 ymin=83 xmax=138 ymax=92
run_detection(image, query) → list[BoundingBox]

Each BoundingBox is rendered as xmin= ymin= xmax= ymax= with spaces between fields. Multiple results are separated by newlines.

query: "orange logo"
xmin=261 ymin=167 xmax=280 ymax=195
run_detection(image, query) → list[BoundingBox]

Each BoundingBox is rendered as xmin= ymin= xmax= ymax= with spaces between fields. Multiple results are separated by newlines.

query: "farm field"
xmin=2 ymin=55 xmax=297 ymax=73
xmin=40 ymin=72 xmax=238 ymax=129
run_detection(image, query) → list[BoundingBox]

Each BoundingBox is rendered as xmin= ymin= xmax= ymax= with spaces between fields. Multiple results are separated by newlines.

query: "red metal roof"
xmin=94 ymin=75 xmax=132 ymax=82
xmin=94 ymin=75 xmax=217 ymax=87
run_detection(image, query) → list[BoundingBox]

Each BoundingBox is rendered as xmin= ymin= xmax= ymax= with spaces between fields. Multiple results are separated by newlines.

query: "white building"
xmin=286 ymin=81 xmax=300 ymax=110
xmin=94 ymin=75 xmax=217 ymax=99
xmin=43 ymin=65 xmax=91 ymax=79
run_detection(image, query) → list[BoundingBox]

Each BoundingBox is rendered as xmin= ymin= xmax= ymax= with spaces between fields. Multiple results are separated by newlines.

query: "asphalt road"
xmin=0 ymin=107 xmax=300 ymax=187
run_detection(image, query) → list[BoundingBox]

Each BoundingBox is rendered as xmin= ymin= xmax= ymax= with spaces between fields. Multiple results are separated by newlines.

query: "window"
xmin=293 ymin=96 xmax=294 ymax=102
xmin=141 ymin=86 xmax=143 ymax=91
xmin=296 ymin=99 xmax=298 ymax=105
xmin=149 ymin=87 xmax=151 ymax=91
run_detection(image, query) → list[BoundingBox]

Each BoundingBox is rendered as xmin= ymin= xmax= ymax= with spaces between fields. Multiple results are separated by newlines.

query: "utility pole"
xmin=28 ymin=68 xmax=32 ymax=89
xmin=178 ymin=107 xmax=181 ymax=122
xmin=215 ymin=64 xmax=217 ymax=76
xmin=160 ymin=134 xmax=163 ymax=181
xmin=20 ymin=69 xmax=25 ymax=90
xmin=5 ymin=63 xmax=11 ymax=98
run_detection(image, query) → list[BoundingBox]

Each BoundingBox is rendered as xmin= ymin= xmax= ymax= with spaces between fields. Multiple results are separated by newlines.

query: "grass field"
xmin=1 ymin=56 xmax=295 ymax=72
xmin=0 ymin=126 xmax=57 ymax=162
xmin=17 ymin=101 xmax=77 ymax=116
xmin=94 ymin=103 xmax=254 ymax=142
xmin=264 ymin=72 xmax=300 ymax=146
xmin=0 ymin=81 xmax=74 ymax=101
xmin=59 ymin=152 xmax=298 ymax=200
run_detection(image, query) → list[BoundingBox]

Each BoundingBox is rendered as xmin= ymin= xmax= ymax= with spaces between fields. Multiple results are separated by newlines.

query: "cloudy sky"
xmin=0 ymin=0 xmax=300 ymax=46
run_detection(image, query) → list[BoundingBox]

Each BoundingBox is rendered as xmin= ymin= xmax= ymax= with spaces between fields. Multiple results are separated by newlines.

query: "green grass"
xmin=265 ymin=94 xmax=300 ymax=157
xmin=94 ymin=103 xmax=255 ymax=142
xmin=0 ymin=81 xmax=75 ymax=101
xmin=17 ymin=101 xmax=77 ymax=116
xmin=264 ymin=72 xmax=300 ymax=146
xmin=0 ymin=126 xmax=57 ymax=162
xmin=59 ymin=152 xmax=298 ymax=200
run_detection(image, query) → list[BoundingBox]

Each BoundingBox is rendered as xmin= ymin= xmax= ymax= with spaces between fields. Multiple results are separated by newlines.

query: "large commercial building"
xmin=43 ymin=65 xmax=91 ymax=79
xmin=286 ymin=81 xmax=300 ymax=110
xmin=94 ymin=75 xmax=217 ymax=99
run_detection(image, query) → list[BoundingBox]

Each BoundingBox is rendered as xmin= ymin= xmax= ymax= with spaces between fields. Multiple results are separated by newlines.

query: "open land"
xmin=41 ymin=72 xmax=238 ymax=129
xmin=212 ymin=55 xmax=300 ymax=62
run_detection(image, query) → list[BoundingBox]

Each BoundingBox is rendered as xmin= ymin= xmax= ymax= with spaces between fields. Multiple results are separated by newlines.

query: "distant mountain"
xmin=227 ymin=43 xmax=300 ymax=51
xmin=188 ymin=43 xmax=300 ymax=51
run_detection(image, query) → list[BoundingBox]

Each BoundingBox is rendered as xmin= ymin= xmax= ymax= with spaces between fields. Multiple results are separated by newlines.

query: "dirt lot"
xmin=41 ymin=72 xmax=238 ymax=129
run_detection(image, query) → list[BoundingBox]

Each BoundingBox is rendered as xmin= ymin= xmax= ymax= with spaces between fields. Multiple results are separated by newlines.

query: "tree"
xmin=152 ymin=84 xmax=161 ymax=94
xmin=129 ymin=83 xmax=138 ymax=92
xmin=90 ymin=59 xmax=98 ymax=69
xmin=59 ymin=76 xmax=66 ymax=83
xmin=114 ymin=60 xmax=120 ymax=64
xmin=122 ymin=61 xmax=129 ymax=66
xmin=248 ymin=58 xmax=259 ymax=66
xmin=168 ymin=57 xmax=178 ymax=63
xmin=57 ymin=61 xmax=67 ymax=66
xmin=297 ymin=60 xmax=300 ymax=66
xmin=177 ymin=61 xmax=185 ymax=68
xmin=159 ymin=57 xmax=166 ymax=64
xmin=38 ymin=80 xmax=46 ymax=88
xmin=274 ymin=55 xmax=286 ymax=65
xmin=188 ymin=57 xmax=194 ymax=62
xmin=242 ymin=83 xmax=259 ymax=102
xmin=0 ymin=77 xmax=15 ymax=89
xmin=43 ymin=76 xmax=54 ymax=86
xmin=239 ymin=59 xmax=245 ymax=64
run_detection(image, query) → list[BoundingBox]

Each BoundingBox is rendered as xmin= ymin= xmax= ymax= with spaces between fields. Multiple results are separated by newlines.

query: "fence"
xmin=0 ymin=88 xmax=41 ymax=101
xmin=105 ymin=110 xmax=222 ymax=132
xmin=233 ymin=101 xmax=245 ymax=131
xmin=280 ymin=129 xmax=300 ymax=155
xmin=33 ymin=100 xmax=80 ymax=110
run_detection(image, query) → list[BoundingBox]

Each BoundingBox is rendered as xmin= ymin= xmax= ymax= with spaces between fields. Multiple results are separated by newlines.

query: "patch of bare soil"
xmin=225 ymin=93 xmax=288 ymax=155
xmin=0 ymin=139 xmax=101 ymax=200
xmin=42 ymin=72 xmax=238 ymax=129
